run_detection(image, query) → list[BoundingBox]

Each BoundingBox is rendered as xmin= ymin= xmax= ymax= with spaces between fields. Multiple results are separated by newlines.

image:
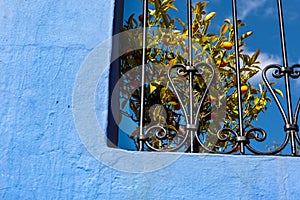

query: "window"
xmin=108 ymin=0 xmax=300 ymax=155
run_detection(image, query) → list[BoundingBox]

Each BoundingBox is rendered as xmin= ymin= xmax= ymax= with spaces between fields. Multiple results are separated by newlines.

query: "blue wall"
xmin=1 ymin=0 xmax=300 ymax=199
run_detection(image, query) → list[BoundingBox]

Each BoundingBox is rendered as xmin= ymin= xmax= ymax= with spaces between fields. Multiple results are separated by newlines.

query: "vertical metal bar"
xmin=139 ymin=0 xmax=148 ymax=151
xmin=277 ymin=0 xmax=296 ymax=155
xmin=277 ymin=0 xmax=289 ymax=69
xmin=232 ymin=0 xmax=245 ymax=154
xmin=189 ymin=72 xmax=194 ymax=152
xmin=187 ymin=0 xmax=194 ymax=152
xmin=187 ymin=0 xmax=193 ymax=68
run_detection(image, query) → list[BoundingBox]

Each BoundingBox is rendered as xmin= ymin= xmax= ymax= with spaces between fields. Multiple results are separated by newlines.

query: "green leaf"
xmin=155 ymin=0 xmax=161 ymax=9
xmin=250 ymin=48 xmax=260 ymax=64
xmin=174 ymin=17 xmax=187 ymax=31
xmin=194 ymin=2 xmax=208 ymax=15
xmin=269 ymin=82 xmax=276 ymax=86
xmin=210 ymin=35 xmax=219 ymax=43
xmin=127 ymin=14 xmax=135 ymax=29
xmin=166 ymin=124 xmax=178 ymax=133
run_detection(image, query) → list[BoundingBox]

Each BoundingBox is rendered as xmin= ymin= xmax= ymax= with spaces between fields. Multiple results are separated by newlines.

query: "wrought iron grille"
xmin=109 ymin=0 xmax=300 ymax=155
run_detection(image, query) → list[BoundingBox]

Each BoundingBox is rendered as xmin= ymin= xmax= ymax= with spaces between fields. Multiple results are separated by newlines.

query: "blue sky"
xmin=120 ymin=0 xmax=300 ymax=153
xmin=212 ymin=0 xmax=300 ymax=65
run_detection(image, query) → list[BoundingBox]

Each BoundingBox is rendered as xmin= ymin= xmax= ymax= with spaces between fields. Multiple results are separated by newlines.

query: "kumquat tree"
xmin=117 ymin=0 xmax=282 ymax=152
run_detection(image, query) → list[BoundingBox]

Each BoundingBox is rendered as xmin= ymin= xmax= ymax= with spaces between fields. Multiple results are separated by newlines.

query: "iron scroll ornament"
xmin=143 ymin=62 xmax=216 ymax=152
xmin=241 ymin=64 xmax=300 ymax=155
xmin=141 ymin=63 xmax=300 ymax=154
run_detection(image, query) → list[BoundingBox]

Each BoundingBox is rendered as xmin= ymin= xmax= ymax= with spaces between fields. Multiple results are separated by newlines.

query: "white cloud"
xmin=257 ymin=52 xmax=281 ymax=70
xmin=238 ymin=0 xmax=267 ymax=20
xmin=265 ymin=7 xmax=275 ymax=16
xmin=287 ymin=12 xmax=299 ymax=21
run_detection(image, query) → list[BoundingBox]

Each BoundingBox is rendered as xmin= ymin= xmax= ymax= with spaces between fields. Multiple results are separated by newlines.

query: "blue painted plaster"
xmin=1 ymin=0 xmax=300 ymax=199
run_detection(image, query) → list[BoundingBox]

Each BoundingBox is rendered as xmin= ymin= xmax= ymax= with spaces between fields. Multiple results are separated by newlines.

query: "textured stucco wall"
xmin=1 ymin=0 xmax=300 ymax=199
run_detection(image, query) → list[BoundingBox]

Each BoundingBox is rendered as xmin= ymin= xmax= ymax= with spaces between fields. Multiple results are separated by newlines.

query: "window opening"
xmin=108 ymin=0 xmax=300 ymax=155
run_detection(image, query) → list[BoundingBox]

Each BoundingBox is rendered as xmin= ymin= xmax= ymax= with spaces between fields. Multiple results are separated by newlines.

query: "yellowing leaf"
xmin=165 ymin=3 xmax=178 ymax=11
xmin=220 ymin=24 xmax=229 ymax=36
xmin=149 ymin=9 xmax=156 ymax=16
xmin=254 ymin=96 xmax=260 ymax=105
xmin=204 ymin=12 xmax=216 ymax=22
xmin=167 ymin=58 xmax=177 ymax=67
xmin=241 ymin=31 xmax=253 ymax=40
xmin=168 ymin=101 xmax=178 ymax=105
xmin=224 ymin=19 xmax=231 ymax=24
xmin=150 ymin=83 xmax=157 ymax=94
xmin=274 ymin=89 xmax=284 ymax=97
